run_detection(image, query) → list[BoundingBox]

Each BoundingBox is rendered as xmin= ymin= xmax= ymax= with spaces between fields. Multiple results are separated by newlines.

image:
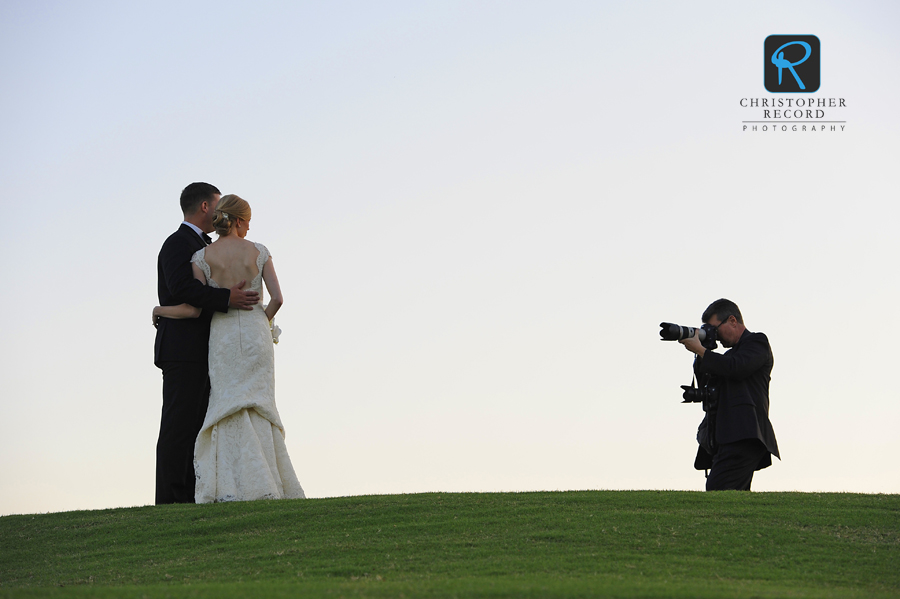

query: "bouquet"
xmin=263 ymin=304 xmax=282 ymax=344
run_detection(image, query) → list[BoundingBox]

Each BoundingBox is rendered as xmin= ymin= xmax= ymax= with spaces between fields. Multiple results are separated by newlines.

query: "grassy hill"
xmin=1 ymin=491 xmax=898 ymax=598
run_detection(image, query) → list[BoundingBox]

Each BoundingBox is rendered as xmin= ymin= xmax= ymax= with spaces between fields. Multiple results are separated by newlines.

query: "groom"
xmin=154 ymin=182 xmax=259 ymax=504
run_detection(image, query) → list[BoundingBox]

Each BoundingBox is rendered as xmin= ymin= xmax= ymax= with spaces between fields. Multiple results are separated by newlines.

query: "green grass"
xmin=1 ymin=491 xmax=898 ymax=598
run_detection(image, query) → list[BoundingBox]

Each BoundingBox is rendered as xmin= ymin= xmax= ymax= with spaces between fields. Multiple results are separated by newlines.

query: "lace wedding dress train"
xmin=191 ymin=242 xmax=305 ymax=503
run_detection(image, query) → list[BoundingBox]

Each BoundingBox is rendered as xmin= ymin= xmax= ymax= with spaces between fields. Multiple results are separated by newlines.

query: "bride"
xmin=153 ymin=194 xmax=305 ymax=503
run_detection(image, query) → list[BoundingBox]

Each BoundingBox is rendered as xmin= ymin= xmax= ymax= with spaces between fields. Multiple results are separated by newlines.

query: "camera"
xmin=660 ymin=321 xmax=720 ymax=406
xmin=659 ymin=322 xmax=719 ymax=351
xmin=660 ymin=320 xmax=722 ymax=455
xmin=680 ymin=382 xmax=717 ymax=404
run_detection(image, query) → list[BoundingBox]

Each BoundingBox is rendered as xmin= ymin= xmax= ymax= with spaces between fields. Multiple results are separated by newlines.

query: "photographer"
xmin=679 ymin=299 xmax=780 ymax=491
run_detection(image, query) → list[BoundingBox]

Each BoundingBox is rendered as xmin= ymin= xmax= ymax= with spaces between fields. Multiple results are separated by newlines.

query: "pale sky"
xmin=1 ymin=1 xmax=898 ymax=516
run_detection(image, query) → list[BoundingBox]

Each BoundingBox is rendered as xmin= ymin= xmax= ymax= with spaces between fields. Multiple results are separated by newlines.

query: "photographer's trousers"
xmin=706 ymin=439 xmax=770 ymax=491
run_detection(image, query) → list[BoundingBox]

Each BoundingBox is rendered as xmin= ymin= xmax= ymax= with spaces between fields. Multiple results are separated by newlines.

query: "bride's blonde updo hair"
xmin=213 ymin=194 xmax=252 ymax=236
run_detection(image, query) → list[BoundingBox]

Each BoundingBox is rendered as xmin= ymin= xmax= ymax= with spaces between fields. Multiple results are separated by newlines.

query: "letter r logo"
xmin=764 ymin=35 xmax=820 ymax=93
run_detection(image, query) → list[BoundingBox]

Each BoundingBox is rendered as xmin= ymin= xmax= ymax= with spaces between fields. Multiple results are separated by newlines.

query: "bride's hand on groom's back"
xmin=229 ymin=280 xmax=260 ymax=310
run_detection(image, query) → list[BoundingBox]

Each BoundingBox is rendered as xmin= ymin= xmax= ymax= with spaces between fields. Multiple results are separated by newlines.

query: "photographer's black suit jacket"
xmin=695 ymin=329 xmax=780 ymax=465
xmin=154 ymin=224 xmax=230 ymax=365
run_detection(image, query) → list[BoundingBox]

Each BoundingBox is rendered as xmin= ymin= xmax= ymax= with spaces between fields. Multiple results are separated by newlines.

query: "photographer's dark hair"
xmin=702 ymin=298 xmax=743 ymax=325
xmin=180 ymin=182 xmax=221 ymax=215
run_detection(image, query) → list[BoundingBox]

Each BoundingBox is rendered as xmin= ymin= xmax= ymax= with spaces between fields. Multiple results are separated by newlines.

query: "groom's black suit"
xmin=155 ymin=224 xmax=229 ymax=504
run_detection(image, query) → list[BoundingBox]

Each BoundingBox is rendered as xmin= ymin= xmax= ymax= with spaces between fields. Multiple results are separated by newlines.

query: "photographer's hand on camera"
xmin=679 ymin=329 xmax=706 ymax=358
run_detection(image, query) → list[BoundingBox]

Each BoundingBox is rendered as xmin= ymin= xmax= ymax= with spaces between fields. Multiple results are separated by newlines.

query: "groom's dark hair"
xmin=180 ymin=182 xmax=221 ymax=215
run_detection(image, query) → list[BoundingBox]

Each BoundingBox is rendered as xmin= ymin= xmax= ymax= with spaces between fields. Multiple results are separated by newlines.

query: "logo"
xmin=764 ymin=35 xmax=820 ymax=93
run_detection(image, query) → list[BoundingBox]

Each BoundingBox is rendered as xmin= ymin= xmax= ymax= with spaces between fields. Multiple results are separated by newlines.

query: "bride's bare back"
xmin=202 ymin=238 xmax=262 ymax=289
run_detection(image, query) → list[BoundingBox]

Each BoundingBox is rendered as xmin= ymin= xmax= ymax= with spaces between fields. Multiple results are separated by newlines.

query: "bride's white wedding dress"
xmin=191 ymin=242 xmax=305 ymax=503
